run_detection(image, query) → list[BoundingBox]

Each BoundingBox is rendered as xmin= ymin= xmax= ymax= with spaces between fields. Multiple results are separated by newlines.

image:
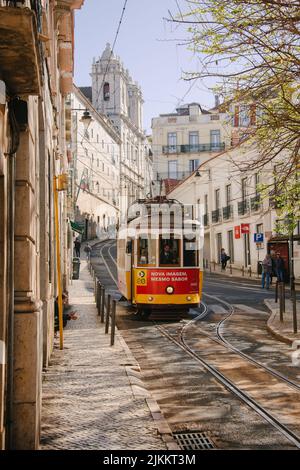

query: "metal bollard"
xmin=282 ymin=282 xmax=285 ymax=313
xmin=96 ymin=281 xmax=101 ymax=310
xmin=275 ymin=281 xmax=279 ymax=303
xmin=101 ymin=286 xmax=105 ymax=323
xmin=97 ymin=283 xmax=102 ymax=316
xmin=213 ymin=261 xmax=216 ymax=271
xmin=292 ymin=289 xmax=298 ymax=334
xmin=209 ymin=262 xmax=212 ymax=273
xmin=249 ymin=266 xmax=252 ymax=278
xmin=242 ymin=266 xmax=245 ymax=277
xmin=279 ymin=283 xmax=284 ymax=322
xmin=111 ymin=300 xmax=116 ymax=346
xmin=230 ymin=264 xmax=232 ymax=275
xmin=94 ymin=277 xmax=97 ymax=300
xmin=105 ymin=294 xmax=111 ymax=334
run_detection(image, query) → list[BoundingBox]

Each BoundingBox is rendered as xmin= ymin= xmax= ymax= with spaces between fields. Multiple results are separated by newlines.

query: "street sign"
xmin=234 ymin=226 xmax=241 ymax=239
xmin=241 ymin=223 xmax=250 ymax=234
xmin=254 ymin=233 xmax=264 ymax=243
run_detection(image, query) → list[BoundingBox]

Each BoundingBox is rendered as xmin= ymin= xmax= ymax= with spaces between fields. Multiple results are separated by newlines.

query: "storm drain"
xmin=172 ymin=431 xmax=215 ymax=450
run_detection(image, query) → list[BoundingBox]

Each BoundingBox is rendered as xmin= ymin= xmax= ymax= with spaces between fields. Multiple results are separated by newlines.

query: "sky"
xmin=74 ymin=0 xmax=216 ymax=133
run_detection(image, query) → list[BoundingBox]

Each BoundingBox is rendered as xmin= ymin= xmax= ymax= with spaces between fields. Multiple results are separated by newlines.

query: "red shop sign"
xmin=241 ymin=223 xmax=250 ymax=234
xmin=234 ymin=226 xmax=241 ymax=239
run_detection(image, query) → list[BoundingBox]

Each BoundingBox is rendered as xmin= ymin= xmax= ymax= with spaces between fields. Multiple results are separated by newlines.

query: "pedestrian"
xmin=54 ymin=292 xmax=78 ymax=335
xmin=270 ymin=250 xmax=276 ymax=285
xmin=220 ymin=248 xmax=230 ymax=270
xmin=275 ymin=252 xmax=285 ymax=282
xmin=74 ymin=237 xmax=81 ymax=258
xmin=261 ymin=254 xmax=272 ymax=289
xmin=84 ymin=243 xmax=92 ymax=261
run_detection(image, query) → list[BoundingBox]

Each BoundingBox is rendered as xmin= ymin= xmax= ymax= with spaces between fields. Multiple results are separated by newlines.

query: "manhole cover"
xmin=172 ymin=431 xmax=215 ymax=450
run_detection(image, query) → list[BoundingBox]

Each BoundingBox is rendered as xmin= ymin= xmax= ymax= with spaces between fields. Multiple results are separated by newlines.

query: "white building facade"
xmin=151 ymin=103 xmax=230 ymax=188
xmin=70 ymin=86 xmax=121 ymax=240
xmin=168 ymin=143 xmax=300 ymax=279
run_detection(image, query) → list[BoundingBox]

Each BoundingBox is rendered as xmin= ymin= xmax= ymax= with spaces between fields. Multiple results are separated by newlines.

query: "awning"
xmin=70 ymin=221 xmax=84 ymax=234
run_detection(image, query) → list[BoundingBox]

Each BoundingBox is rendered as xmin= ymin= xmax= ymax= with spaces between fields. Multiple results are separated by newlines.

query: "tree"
xmin=169 ymin=0 xmax=300 ymax=225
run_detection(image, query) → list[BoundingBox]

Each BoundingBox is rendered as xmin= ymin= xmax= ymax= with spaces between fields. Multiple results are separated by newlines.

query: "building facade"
xmin=168 ymin=142 xmax=300 ymax=279
xmin=70 ymin=85 xmax=121 ymax=241
xmin=0 ymin=0 xmax=84 ymax=449
xmin=90 ymin=43 xmax=149 ymax=210
xmin=151 ymin=102 xmax=230 ymax=190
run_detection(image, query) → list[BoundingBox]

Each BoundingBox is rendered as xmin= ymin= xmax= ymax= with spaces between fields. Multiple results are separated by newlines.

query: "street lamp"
xmin=72 ymin=108 xmax=93 ymax=130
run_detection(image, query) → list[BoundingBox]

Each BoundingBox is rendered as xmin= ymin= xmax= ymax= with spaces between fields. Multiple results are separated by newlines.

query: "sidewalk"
xmin=40 ymin=259 xmax=170 ymax=450
xmin=265 ymin=298 xmax=300 ymax=345
xmin=204 ymin=265 xmax=300 ymax=286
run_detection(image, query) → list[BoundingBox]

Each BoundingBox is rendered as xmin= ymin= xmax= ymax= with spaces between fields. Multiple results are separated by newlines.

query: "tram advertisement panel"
xmin=135 ymin=268 xmax=199 ymax=294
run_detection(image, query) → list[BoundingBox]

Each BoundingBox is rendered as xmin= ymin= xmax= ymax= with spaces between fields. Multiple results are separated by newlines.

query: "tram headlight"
xmin=166 ymin=286 xmax=174 ymax=295
xmin=148 ymin=296 xmax=154 ymax=301
xmin=186 ymin=296 xmax=192 ymax=301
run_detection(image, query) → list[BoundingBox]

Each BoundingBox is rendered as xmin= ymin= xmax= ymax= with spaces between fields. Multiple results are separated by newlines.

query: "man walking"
xmin=220 ymin=248 xmax=230 ymax=271
xmin=275 ymin=252 xmax=285 ymax=282
xmin=261 ymin=254 xmax=272 ymax=289
xmin=74 ymin=237 xmax=81 ymax=258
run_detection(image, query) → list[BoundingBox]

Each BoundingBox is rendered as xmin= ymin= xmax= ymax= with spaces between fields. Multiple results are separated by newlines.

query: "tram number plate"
xmin=136 ymin=270 xmax=147 ymax=286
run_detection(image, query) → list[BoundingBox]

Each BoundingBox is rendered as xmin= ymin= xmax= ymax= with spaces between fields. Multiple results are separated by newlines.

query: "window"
xmin=159 ymin=236 xmax=180 ymax=266
xmin=167 ymin=132 xmax=177 ymax=153
xmin=204 ymin=194 xmax=208 ymax=215
xmin=168 ymin=160 xmax=178 ymax=179
xmin=239 ymin=105 xmax=250 ymax=127
xmin=210 ymin=130 xmax=221 ymax=149
xmin=255 ymin=173 xmax=260 ymax=195
xmin=215 ymin=189 xmax=220 ymax=210
xmin=103 ymin=82 xmax=110 ymax=101
xmin=256 ymin=223 xmax=263 ymax=234
xmin=189 ymin=131 xmax=199 ymax=150
xmin=183 ymin=237 xmax=198 ymax=267
xmin=189 ymin=159 xmax=200 ymax=172
xmin=241 ymin=177 xmax=247 ymax=200
xmin=137 ymin=237 xmax=156 ymax=266
xmin=228 ymin=230 xmax=234 ymax=263
xmin=226 ymin=184 xmax=231 ymax=206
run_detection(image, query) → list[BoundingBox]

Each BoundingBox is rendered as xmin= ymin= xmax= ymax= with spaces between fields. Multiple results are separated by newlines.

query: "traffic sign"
xmin=241 ymin=223 xmax=250 ymax=234
xmin=254 ymin=233 xmax=264 ymax=243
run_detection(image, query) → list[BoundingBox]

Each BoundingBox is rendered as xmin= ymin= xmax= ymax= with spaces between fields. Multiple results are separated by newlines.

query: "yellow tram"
xmin=117 ymin=197 xmax=203 ymax=316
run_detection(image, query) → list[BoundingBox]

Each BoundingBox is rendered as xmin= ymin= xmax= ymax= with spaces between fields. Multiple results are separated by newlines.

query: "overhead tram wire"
xmin=94 ymin=0 xmax=129 ymax=109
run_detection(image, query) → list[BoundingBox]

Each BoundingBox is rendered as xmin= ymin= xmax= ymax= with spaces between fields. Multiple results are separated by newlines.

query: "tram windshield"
xmin=183 ymin=238 xmax=198 ymax=267
xmin=137 ymin=236 xmax=156 ymax=266
xmin=159 ymin=236 xmax=180 ymax=266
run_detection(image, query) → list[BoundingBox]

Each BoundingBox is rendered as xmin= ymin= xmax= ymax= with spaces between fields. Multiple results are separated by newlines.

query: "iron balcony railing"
xmin=222 ymin=205 xmax=233 ymax=220
xmin=238 ymin=199 xmax=250 ymax=216
xmin=162 ymin=143 xmax=225 ymax=154
xmin=211 ymin=208 xmax=221 ymax=223
xmin=250 ymin=195 xmax=261 ymax=212
xmin=203 ymin=213 xmax=209 ymax=227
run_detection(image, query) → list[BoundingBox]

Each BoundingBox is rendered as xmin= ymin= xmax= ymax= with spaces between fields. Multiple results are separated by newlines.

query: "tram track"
xmin=92 ymin=240 xmax=300 ymax=449
xmin=156 ymin=319 xmax=300 ymax=449
xmin=198 ymin=293 xmax=300 ymax=392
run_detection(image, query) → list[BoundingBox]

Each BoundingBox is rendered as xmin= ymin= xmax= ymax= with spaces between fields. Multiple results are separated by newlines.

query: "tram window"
xmin=183 ymin=238 xmax=198 ymax=267
xmin=126 ymin=240 xmax=132 ymax=254
xmin=159 ymin=237 xmax=180 ymax=266
xmin=137 ymin=237 xmax=156 ymax=266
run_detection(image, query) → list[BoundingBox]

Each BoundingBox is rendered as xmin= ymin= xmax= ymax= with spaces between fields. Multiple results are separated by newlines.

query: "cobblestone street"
xmin=40 ymin=260 xmax=166 ymax=450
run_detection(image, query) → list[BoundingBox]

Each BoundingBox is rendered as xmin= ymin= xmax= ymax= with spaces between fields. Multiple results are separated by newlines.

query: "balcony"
xmin=203 ymin=213 xmax=209 ymax=227
xmin=222 ymin=205 xmax=233 ymax=220
xmin=250 ymin=195 xmax=261 ymax=212
xmin=162 ymin=142 xmax=225 ymax=155
xmin=211 ymin=208 xmax=221 ymax=223
xmin=238 ymin=199 xmax=250 ymax=216
xmin=0 ymin=1 xmax=42 ymax=95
